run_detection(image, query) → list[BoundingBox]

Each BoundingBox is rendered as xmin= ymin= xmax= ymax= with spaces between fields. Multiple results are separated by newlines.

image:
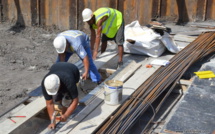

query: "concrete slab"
xmin=161 ymin=64 xmax=215 ymax=134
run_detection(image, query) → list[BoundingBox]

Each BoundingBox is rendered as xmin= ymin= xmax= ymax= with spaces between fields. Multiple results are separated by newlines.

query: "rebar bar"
xmin=94 ymin=32 xmax=215 ymax=134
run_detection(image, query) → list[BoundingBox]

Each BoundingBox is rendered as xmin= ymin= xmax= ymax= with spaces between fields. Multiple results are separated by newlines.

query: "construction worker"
xmin=41 ymin=62 xmax=80 ymax=129
xmin=53 ymin=30 xmax=101 ymax=83
xmin=82 ymin=7 xmax=124 ymax=68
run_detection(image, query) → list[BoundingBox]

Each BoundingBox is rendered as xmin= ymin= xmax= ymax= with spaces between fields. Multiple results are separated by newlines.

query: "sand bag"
xmin=123 ymin=21 xmax=166 ymax=57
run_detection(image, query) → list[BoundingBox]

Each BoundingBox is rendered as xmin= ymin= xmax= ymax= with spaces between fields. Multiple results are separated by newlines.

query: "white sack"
xmin=123 ymin=21 xmax=180 ymax=57
xmin=160 ymin=31 xmax=180 ymax=53
xmin=123 ymin=21 xmax=166 ymax=57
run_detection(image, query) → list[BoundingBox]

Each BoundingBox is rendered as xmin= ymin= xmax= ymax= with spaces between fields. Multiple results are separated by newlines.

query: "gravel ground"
xmin=0 ymin=22 xmax=80 ymax=116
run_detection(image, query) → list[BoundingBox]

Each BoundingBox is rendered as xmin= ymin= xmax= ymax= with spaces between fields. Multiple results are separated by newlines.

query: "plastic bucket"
xmin=104 ymin=80 xmax=123 ymax=105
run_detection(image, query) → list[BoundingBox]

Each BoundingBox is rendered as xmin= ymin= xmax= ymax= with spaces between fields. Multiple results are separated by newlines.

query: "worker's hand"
xmin=82 ymin=72 xmax=88 ymax=80
xmin=93 ymin=51 xmax=98 ymax=60
xmin=48 ymin=123 xmax=56 ymax=129
xmin=60 ymin=114 xmax=68 ymax=122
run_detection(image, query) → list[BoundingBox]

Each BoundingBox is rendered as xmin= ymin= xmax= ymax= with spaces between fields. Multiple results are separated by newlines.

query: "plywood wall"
xmin=1 ymin=0 xmax=215 ymax=30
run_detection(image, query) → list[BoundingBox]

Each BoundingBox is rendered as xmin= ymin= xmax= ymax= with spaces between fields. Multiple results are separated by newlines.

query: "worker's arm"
xmin=90 ymin=27 xmax=96 ymax=52
xmin=81 ymin=56 xmax=89 ymax=80
xmin=46 ymin=99 xmax=56 ymax=129
xmin=58 ymin=53 xmax=66 ymax=62
xmin=61 ymin=97 xmax=79 ymax=122
xmin=93 ymin=16 xmax=108 ymax=60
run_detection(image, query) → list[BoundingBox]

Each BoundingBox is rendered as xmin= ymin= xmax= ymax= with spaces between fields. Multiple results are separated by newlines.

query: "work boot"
xmin=117 ymin=61 xmax=123 ymax=69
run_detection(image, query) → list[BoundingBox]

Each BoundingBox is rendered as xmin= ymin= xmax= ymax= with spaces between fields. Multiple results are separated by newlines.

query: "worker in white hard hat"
xmin=82 ymin=7 xmax=124 ymax=68
xmin=53 ymin=30 xmax=101 ymax=83
xmin=41 ymin=62 xmax=80 ymax=129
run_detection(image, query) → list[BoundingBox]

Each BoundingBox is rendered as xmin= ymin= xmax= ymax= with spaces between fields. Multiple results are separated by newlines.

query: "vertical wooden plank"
xmin=7 ymin=0 xmax=16 ymax=24
xmin=123 ymin=0 xmax=137 ymax=24
xmin=118 ymin=0 xmax=124 ymax=13
xmin=78 ymin=0 xmax=87 ymax=32
xmin=43 ymin=0 xmax=50 ymax=26
xmin=1 ymin=0 xmax=8 ymax=21
xmin=176 ymin=0 xmax=189 ymax=24
xmin=184 ymin=0 xmax=198 ymax=22
xmin=96 ymin=0 xmax=108 ymax=8
xmin=69 ymin=0 xmax=78 ymax=29
xmin=206 ymin=0 xmax=215 ymax=20
xmin=109 ymin=0 xmax=117 ymax=9
xmin=30 ymin=0 xmax=38 ymax=26
xmin=58 ymin=0 xmax=70 ymax=29
xmin=20 ymin=0 xmax=31 ymax=26
xmin=211 ymin=0 xmax=215 ymax=19
xmin=165 ymin=0 xmax=171 ymax=17
xmin=50 ymin=0 xmax=58 ymax=27
xmin=138 ymin=0 xmax=153 ymax=25
xmin=151 ymin=0 xmax=159 ymax=19
xmin=39 ymin=0 xmax=45 ymax=26
xmin=170 ymin=0 xmax=178 ymax=22
xmin=0 ymin=0 xmax=2 ymax=22
xmin=160 ymin=0 xmax=167 ymax=17
xmin=6 ymin=0 xmax=31 ymax=26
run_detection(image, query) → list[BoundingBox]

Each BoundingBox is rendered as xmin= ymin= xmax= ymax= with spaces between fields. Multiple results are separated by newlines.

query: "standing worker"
xmin=53 ymin=30 xmax=101 ymax=83
xmin=41 ymin=62 xmax=80 ymax=129
xmin=82 ymin=7 xmax=125 ymax=68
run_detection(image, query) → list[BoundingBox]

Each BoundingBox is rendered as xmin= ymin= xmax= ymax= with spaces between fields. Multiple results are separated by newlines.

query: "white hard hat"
xmin=44 ymin=74 xmax=60 ymax=95
xmin=82 ymin=8 xmax=93 ymax=22
xmin=53 ymin=36 xmax=66 ymax=54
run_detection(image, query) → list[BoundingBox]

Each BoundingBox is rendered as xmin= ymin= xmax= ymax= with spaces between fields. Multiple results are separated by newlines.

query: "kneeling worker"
xmin=41 ymin=62 xmax=80 ymax=129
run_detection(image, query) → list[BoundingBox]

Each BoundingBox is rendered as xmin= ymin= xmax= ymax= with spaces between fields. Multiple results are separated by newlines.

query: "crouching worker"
xmin=41 ymin=62 xmax=80 ymax=129
xmin=53 ymin=30 xmax=101 ymax=84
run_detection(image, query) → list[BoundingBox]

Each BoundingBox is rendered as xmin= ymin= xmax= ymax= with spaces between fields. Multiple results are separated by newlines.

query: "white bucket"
xmin=104 ymin=80 xmax=123 ymax=105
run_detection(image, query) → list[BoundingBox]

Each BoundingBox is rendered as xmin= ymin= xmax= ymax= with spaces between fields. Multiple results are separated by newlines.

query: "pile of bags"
xmin=123 ymin=21 xmax=180 ymax=57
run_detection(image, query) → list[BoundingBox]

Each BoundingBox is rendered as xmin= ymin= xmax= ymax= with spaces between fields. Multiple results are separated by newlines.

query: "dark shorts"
xmin=102 ymin=19 xmax=125 ymax=45
xmin=53 ymin=92 xmax=71 ymax=102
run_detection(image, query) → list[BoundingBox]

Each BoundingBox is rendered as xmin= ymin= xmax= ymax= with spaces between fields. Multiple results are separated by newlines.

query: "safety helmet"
xmin=44 ymin=74 xmax=60 ymax=95
xmin=53 ymin=36 xmax=66 ymax=54
xmin=82 ymin=8 xmax=93 ymax=22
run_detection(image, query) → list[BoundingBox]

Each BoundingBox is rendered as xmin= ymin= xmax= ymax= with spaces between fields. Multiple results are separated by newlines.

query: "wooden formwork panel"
xmin=207 ymin=0 xmax=215 ymax=20
xmin=6 ymin=0 xmax=32 ymax=26
xmin=40 ymin=0 xmax=71 ymax=30
xmin=1 ymin=0 xmax=215 ymax=30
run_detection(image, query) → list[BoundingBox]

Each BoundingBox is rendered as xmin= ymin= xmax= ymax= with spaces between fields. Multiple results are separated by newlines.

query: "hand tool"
xmin=8 ymin=115 xmax=26 ymax=123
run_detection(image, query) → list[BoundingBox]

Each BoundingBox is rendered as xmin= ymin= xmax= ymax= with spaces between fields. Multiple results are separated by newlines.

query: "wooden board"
xmin=56 ymin=61 xmax=142 ymax=134
xmin=69 ymin=65 xmax=161 ymax=133
xmin=0 ymin=97 xmax=46 ymax=134
xmin=79 ymin=60 xmax=142 ymax=105
xmin=1 ymin=51 xmax=117 ymax=134
xmin=67 ymin=55 xmax=174 ymax=134
xmin=173 ymin=34 xmax=197 ymax=43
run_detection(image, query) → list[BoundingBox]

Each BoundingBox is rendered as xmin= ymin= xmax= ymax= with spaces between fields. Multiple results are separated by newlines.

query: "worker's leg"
xmin=56 ymin=52 xmax=73 ymax=62
xmin=115 ymin=19 xmax=125 ymax=68
xmin=84 ymin=40 xmax=101 ymax=83
xmin=101 ymin=34 xmax=108 ymax=53
xmin=101 ymin=41 xmax=107 ymax=53
xmin=118 ymin=45 xmax=124 ymax=63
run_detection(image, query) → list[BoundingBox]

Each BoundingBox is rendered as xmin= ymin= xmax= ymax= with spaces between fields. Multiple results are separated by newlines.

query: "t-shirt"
xmin=58 ymin=30 xmax=90 ymax=59
xmin=41 ymin=62 xmax=80 ymax=100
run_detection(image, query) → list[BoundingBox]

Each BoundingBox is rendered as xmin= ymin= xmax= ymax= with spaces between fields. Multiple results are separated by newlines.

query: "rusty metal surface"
xmin=1 ymin=0 xmax=215 ymax=30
